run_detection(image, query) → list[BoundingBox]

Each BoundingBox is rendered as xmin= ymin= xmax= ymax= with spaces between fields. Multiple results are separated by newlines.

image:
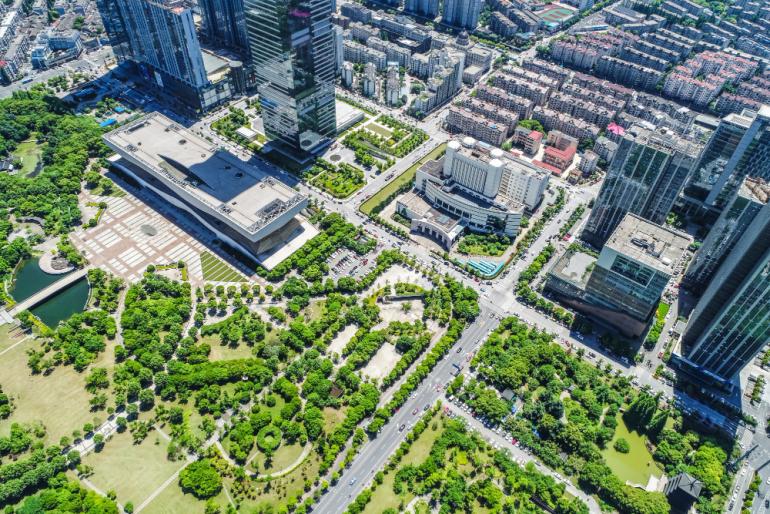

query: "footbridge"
xmin=8 ymin=268 xmax=89 ymax=316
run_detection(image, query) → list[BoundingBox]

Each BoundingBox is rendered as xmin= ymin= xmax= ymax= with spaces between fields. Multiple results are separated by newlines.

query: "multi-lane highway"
xmin=313 ymin=311 xmax=497 ymax=512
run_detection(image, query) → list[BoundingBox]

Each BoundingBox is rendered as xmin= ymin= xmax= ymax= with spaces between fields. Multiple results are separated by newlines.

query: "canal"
xmin=10 ymin=257 xmax=90 ymax=327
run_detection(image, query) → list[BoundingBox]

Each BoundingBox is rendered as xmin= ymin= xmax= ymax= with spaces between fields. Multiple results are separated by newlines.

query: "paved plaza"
xmin=71 ymin=188 xmax=253 ymax=285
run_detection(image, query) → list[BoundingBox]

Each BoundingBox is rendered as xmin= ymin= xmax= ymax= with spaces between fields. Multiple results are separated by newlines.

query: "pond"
xmin=10 ymin=257 xmax=90 ymax=327
xmin=601 ymin=414 xmax=662 ymax=486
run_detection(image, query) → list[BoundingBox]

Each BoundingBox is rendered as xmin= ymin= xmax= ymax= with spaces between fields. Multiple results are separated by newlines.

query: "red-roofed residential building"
xmin=532 ymin=159 xmax=565 ymax=176
xmin=513 ymin=126 xmax=543 ymax=155
xmin=541 ymin=130 xmax=578 ymax=173
xmin=542 ymin=145 xmax=577 ymax=173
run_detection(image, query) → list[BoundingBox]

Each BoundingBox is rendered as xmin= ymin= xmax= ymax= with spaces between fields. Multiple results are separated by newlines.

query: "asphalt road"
xmin=313 ymin=312 xmax=496 ymax=512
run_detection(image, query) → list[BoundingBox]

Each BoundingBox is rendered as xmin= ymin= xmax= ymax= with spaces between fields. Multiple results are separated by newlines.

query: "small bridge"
xmin=9 ymin=268 xmax=89 ymax=316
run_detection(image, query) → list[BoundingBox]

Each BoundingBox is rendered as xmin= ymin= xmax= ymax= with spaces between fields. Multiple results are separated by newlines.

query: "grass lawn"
xmin=13 ymin=140 xmax=44 ymax=176
xmin=202 ymin=334 xmax=255 ymax=361
xmin=360 ymin=142 xmax=446 ymax=216
xmin=81 ymin=428 xmax=184 ymax=507
xmin=0 ymin=335 xmax=102 ymax=444
xmin=230 ymin=451 xmax=323 ymax=513
xmin=457 ymin=233 xmax=512 ymax=257
xmin=302 ymin=299 xmax=325 ymax=322
xmin=199 ymin=251 xmax=245 ymax=282
xmin=656 ymin=303 xmax=670 ymax=321
xmin=322 ymin=406 xmax=347 ymax=435
xmin=362 ymin=411 xmax=444 ymax=514
xmin=0 ymin=323 xmax=28 ymax=353
xmin=249 ymin=441 xmax=305 ymax=475
xmin=141 ymin=472 xmax=229 ymax=514
xmin=601 ymin=414 xmax=662 ymax=486
xmin=365 ymin=123 xmax=393 ymax=139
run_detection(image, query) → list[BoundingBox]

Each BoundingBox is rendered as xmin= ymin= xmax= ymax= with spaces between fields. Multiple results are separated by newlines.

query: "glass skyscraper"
xmin=582 ymin=126 xmax=701 ymax=248
xmin=683 ymin=199 xmax=770 ymax=380
xmin=684 ymin=177 xmax=769 ymax=290
xmin=95 ymin=0 xmax=131 ymax=62
xmin=198 ymin=0 xmax=249 ymax=55
xmin=682 ymin=110 xmax=752 ymax=208
xmin=96 ymin=0 xmax=234 ymax=112
xmin=442 ymin=0 xmax=482 ymax=30
xmin=245 ymin=0 xmax=337 ymax=154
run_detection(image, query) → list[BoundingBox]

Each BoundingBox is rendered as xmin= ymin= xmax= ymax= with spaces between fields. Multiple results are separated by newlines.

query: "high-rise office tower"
xmin=682 ymin=199 xmax=770 ymax=380
xmin=116 ymin=0 xmax=207 ymax=86
xmin=704 ymin=105 xmax=770 ymax=211
xmin=442 ymin=0 xmax=481 ymax=30
xmin=245 ymin=0 xmax=337 ymax=154
xmin=333 ymin=24 xmax=343 ymax=75
xmin=582 ymin=126 xmax=701 ymax=248
xmin=405 ymin=0 xmax=439 ymax=18
xmin=95 ymin=0 xmax=131 ymax=62
xmin=198 ymin=0 xmax=249 ymax=55
xmin=684 ymin=177 xmax=770 ymax=290
xmin=682 ymin=110 xmax=753 ymax=209
xmin=97 ymin=0 xmax=233 ymax=111
xmin=546 ymin=213 xmax=690 ymax=338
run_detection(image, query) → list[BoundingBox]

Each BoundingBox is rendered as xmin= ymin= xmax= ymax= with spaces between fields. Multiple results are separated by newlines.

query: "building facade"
xmin=405 ymin=0 xmax=439 ymax=18
xmin=198 ymin=0 xmax=249 ymax=54
xmin=245 ymin=0 xmax=337 ymax=154
xmin=97 ymin=0 xmax=234 ymax=112
xmin=704 ymin=105 xmax=770 ymax=212
xmin=582 ymin=126 xmax=701 ymax=248
xmin=682 ymin=109 xmax=754 ymax=211
xmin=682 ymin=199 xmax=770 ymax=380
xmin=547 ymin=214 xmax=691 ymax=337
xmin=684 ymin=177 xmax=770 ymax=290
xmin=442 ymin=0 xmax=482 ymax=30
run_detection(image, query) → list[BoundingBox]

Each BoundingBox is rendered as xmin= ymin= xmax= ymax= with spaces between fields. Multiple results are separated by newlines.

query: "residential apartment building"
xmin=442 ymin=0 xmax=482 ymax=30
xmin=445 ymin=104 xmax=510 ymax=147
xmin=475 ymin=84 xmax=535 ymax=118
xmin=532 ymin=106 xmax=601 ymax=142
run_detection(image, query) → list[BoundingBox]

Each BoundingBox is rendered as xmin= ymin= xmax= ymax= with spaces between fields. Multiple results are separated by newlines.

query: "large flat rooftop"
xmin=605 ymin=213 xmax=692 ymax=274
xmin=104 ymin=112 xmax=305 ymax=240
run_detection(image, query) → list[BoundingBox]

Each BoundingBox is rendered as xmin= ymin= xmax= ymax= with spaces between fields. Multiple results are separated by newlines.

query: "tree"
xmin=179 ymin=459 xmax=223 ymax=499
xmin=517 ymin=119 xmax=545 ymax=134
xmin=613 ymin=438 xmax=630 ymax=453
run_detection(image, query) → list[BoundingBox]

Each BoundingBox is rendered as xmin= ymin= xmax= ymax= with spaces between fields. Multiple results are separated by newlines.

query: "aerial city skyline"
xmin=0 ymin=0 xmax=769 ymax=512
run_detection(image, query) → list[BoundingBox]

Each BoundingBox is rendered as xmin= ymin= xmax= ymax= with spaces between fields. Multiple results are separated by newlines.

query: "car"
xmin=423 ymin=404 xmax=430 ymax=411
xmin=457 ymin=346 xmax=463 ymax=353
xmin=399 ymin=424 xmax=406 ymax=432
xmin=349 ymin=478 xmax=357 ymax=486
xmin=412 ymin=408 xmax=418 ymax=415
xmin=765 ymin=499 xmax=769 ymax=509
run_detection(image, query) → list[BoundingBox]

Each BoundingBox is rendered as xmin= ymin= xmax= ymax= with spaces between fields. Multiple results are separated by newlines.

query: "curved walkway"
xmin=214 ymin=440 xmax=313 ymax=479
xmin=38 ymin=251 xmax=75 ymax=275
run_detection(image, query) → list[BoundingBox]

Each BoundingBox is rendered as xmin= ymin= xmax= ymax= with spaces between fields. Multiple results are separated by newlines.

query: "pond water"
xmin=10 ymin=257 xmax=89 ymax=327
xmin=601 ymin=414 xmax=662 ymax=486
